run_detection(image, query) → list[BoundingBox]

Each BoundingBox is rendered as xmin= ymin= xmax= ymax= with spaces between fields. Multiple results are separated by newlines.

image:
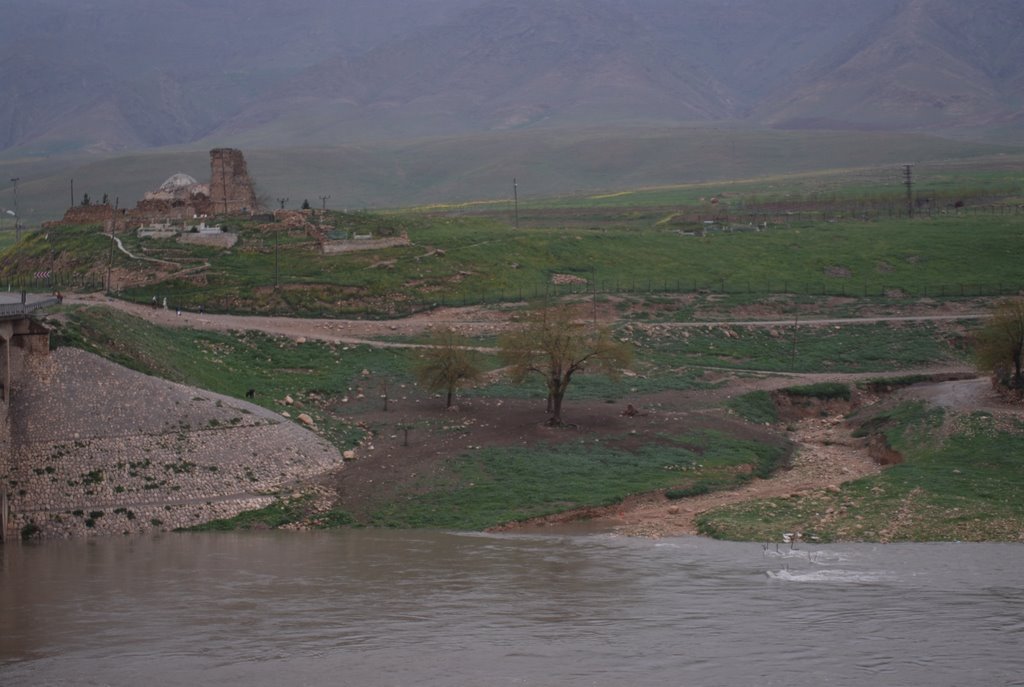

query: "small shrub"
xmin=666 ymin=483 xmax=712 ymax=500
xmin=82 ymin=469 xmax=104 ymax=485
xmin=857 ymin=375 xmax=932 ymax=392
xmin=783 ymin=382 xmax=851 ymax=401
xmin=727 ymin=390 xmax=778 ymax=424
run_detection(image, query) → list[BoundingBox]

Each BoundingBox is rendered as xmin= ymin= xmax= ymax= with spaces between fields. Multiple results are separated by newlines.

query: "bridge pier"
xmin=0 ymin=294 xmax=55 ymax=543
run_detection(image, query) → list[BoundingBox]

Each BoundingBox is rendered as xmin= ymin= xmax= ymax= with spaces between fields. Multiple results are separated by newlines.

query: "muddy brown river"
xmin=2 ymin=531 xmax=1022 ymax=686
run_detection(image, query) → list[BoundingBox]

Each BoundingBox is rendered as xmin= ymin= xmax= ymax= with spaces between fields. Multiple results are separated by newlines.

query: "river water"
xmin=1 ymin=531 xmax=1022 ymax=687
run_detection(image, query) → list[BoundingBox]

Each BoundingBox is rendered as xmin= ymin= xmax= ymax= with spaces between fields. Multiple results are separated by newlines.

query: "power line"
xmin=513 ymin=178 xmax=519 ymax=230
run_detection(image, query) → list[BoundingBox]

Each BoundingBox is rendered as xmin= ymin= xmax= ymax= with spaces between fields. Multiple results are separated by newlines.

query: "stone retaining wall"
xmin=177 ymin=232 xmax=239 ymax=249
xmin=5 ymin=348 xmax=343 ymax=539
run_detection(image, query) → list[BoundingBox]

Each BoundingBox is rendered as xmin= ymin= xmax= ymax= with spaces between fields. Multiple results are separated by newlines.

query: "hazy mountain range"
xmin=2 ymin=0 xmax=1022 ymax=222
xmin=2 ymin=0 xmax=1022 ymax=156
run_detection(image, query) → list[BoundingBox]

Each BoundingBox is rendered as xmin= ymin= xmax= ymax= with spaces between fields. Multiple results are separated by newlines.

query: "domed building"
xmin=143 ymin=173 xmax=210 ymax=202
xmin=133 ymin=171 xmax=213 ymax=221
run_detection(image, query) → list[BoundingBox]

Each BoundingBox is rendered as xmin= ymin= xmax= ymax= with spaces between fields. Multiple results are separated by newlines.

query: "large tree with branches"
xmin=975 ymin=298 xmax=1024 ymax=389
xmin=499 ymin=304 xmax=632 ymax=425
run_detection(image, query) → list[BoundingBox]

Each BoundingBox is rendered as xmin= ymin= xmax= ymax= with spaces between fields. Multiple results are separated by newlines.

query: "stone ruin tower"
xmin=208 ymin=148 xmax=259 ymax=215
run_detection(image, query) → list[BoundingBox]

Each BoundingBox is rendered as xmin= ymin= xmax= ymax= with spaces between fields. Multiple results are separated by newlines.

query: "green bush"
xmin=665 ymin=483 xmax=711 ymax=500
xmin=783 ymin=382 xmax=851 ymax=401
xmin=727 ymin=390 xmax=778 ymax=424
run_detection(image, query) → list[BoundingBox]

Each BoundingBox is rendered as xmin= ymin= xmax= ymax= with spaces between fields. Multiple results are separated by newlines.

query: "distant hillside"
xmin=1 ymin=0 xmax=1022 ymax=157
xmin=4 ymin=127 xmax=1020 ymax=224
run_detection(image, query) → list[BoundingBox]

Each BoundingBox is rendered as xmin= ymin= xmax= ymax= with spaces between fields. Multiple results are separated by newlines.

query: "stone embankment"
xmin=6 ymin=348 xmax=343 ymax=538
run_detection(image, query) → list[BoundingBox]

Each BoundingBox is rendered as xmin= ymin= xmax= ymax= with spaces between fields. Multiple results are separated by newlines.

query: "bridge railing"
xmin=0 ymin=297 xmax=59 ymax=318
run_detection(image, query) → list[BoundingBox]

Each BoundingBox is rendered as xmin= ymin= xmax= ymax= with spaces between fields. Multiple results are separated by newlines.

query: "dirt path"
xmin=67 ymin=293 xmax=986 ymax=345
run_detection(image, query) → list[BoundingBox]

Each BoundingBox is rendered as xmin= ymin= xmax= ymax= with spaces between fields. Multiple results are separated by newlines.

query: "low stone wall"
xmin=5 ymin=348 xmax=343 ymax=539
xmin=321 ymin=235 xmax=411 ymax=254
xmin=178 ymin=231 xmax=238 ymax=248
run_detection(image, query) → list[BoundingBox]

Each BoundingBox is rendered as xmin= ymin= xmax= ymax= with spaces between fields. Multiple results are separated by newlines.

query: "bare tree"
xmin=975 ymin=298 xmax=1024 ymax=388
xmin=415 ymin=329 xmax=483 ymax=408
xmin=500 ymin=304 xmax=632 ymax=425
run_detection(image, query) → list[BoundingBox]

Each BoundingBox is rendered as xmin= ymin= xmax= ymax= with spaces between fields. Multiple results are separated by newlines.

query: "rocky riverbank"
xmin=5 ymin=348 xmax=343 ymax=539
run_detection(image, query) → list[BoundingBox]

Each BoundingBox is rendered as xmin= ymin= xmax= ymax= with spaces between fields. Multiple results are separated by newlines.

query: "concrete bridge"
xmin=1 ymin=292 xmax=55 ymax=542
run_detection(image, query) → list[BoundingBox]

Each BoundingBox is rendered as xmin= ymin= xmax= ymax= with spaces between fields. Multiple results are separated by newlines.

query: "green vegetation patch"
xmin=631 ymin=320 xmax=964 ymax=374
xmin=697 ymin=408 xmax=1024 ymax=542
xmin=849 ymin=400 xmax=945 ymax=449
xmin=856 ymin=374 xmax=936 ymax=392
xmin=184 ymin=495 xmax=354 ymax=532
xmin=727 ymin=390 xmax=779 ymax=424
xmin=782 ymin=382 xmax=851 ymax=401
xmin=367 ymin=430 xmax=790 ymax=530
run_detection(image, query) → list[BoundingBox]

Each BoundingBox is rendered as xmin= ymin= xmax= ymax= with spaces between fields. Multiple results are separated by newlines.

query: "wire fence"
xmin=6 ymin=272 xmax=1023 ymax=320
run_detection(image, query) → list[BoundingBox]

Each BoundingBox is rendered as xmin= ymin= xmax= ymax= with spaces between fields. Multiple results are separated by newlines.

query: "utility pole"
xmin=903 ymin=164 xmax=914 ymax=218
xmin=275 ymin=196 xmax=288 ymax=287
xmin=106 ymin=197 xmax=118 ymax=293
xmin=318 ymin=195 xmax=331 ymax=231
xmin=790 ymin=307 xmax=799 ymax=370
xmin=69 ymin=178 xmax=74 ymax=209
xmin=513 ymin=177 xmax=519 ymax=230
xmin=274 ymin=228 xmax=280 ymax=289
xmin=10 ymin=177 xmax=20 ymax=242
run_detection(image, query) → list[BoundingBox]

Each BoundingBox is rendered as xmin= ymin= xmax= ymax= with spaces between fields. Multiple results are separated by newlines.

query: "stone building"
xmin=48 ymin=148 xmax=260 ymax=230
xmin=133 ymin=172 xmax=213 ymax=221
xmin=208 ymin=148 xmax=259 ymax=215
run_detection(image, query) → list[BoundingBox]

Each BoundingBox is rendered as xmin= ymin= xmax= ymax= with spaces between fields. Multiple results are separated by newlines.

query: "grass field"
xmin=366 ymin=432 xmax=788 ymax=530
xmin=7 ymin=212 xmax=1023 ymax=318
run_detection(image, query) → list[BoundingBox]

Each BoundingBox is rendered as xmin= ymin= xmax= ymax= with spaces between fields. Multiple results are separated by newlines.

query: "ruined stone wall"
xmin=208 ymin=148 xmax=259 ymax=215
xmin=128 ymin=197 xmax=212 ymax=223
xmin=51 ymin=204 xmax=129 ymax=231
xmin=321 ymin=235 xmax=412 ymax=254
